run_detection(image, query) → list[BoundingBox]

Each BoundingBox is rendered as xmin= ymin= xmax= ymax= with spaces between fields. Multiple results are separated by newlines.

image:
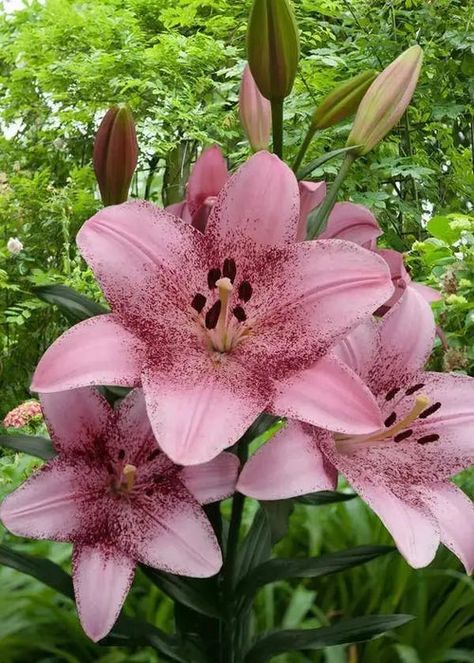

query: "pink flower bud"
xmin=7 ymin=237 xmax=23 ymax=254
xmin=93 ymin=104 xmax=138 ymax=206
xmin=347 ymin=46 xmax=423 ymax=156
xmin=239 ymin=65 xmax=272 ymax=151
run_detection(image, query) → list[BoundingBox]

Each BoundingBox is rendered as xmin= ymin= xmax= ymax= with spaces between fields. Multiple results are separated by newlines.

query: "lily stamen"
xmin=122 ymin=464 xmax=137 ymax=492
xmin=215 ymin=277 xmax=234 ymax=351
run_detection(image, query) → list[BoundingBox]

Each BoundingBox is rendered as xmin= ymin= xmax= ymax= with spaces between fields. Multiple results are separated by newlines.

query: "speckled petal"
xmin=206 ymin=151 xmax=300 ymax=245
xmin=31 ymin=315 xmax=144 ymax=393
xmin=237 ymin=421 xmax=336 ymax=500
xmin=73 ymin=545 xmax=135 ymax=642
xmin=0 ymin=460 xmax=79 ymax=541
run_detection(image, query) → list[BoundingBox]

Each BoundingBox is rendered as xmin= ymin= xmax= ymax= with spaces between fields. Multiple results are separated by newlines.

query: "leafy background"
xmin=0 ymin=0 xmax=473 ymax=661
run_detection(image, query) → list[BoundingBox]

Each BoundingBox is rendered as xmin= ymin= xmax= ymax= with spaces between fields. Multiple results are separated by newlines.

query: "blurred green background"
xmin=0 ymin=0 xmax=473 ymax=661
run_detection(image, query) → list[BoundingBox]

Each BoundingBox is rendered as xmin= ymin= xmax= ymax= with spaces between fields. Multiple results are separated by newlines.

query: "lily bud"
xmin=346 ymin=45 xmax=423 ymax=156
xmin=247 ymin=0 xmax=300 ymax=101
xmin=311 ymin=70 xmax=377 ymax=130
xmin=239 ymin=64 xmax=272 ymax=151
xmin=93 ymin=104 xmax=138 ymax=206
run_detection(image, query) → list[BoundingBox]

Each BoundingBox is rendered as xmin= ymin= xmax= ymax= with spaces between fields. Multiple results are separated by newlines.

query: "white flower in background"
xmin=7 ymin=237 xmax=23 ymax=255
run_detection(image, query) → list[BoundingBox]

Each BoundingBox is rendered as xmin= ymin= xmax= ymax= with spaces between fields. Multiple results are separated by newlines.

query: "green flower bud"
xmin=311 ymin=70 xmax=377 ymax=130
xmin=93 ymin=104 xmax=138 ymax=206
xmin=247 ymin=0 xmax=300 ymax=102
xmin=346 ymin=46 xmax=423 ymax=156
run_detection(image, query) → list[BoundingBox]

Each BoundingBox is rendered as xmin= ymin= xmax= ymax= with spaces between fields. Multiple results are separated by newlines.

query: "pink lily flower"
xmin=0 ymin=388 xmax=238 ymax=642
xmin=166 ymin=145 xmax=229 ymax=232
xmin=239 ymin=64 xmax=272 ymax=152
xmin=32 ymin=152 xmax=394 ymax=466
xmin=319 ymin=204 xmax=440 ymax=312
xmin=238 ymin=290 xmax=474 ymax=572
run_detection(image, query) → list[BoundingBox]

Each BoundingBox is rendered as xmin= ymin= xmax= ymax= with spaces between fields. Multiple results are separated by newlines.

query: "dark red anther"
xmin=233 ymin=306 xmax=247 ymax=322
xmin=417 ymin=433 xmax=440 ymax=445
xmin=223 ymin=258 xmax=237 ymax=283
xmin=394 ymin=429 xmax=413 ymax=443
xmin=191 ymin=293 xmax=207 ymax=313
xmin=238 ymin=280 xmax=253 ymax=302
xmin=385 ymin=387 xmax=400 ymax=401
xmin=118 ymin=449 xmax=125 ymax=460
xmin=205 ymin=300 xmax=221 ymax=330
xmin=419 ymin=402 xmax=441 ymax=419
xmin=147 ymin=449 xmax=161 ymax=462
xmin=384 ymin=411 xmax=397 ymax=428
xmin=106 ymin=462 xmax=115 ymax=475
xmin=207 ymin=268 xmax=221 ymax=289
xmin=405 ymin=383 xmax=425 ymax=395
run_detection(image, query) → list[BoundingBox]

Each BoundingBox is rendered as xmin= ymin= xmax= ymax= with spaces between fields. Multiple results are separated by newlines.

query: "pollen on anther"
xmin=384 ymin=411 xmax=397 ymax=427
xmin=394 ymin=429 xmax=413 ymax=443
xmin=405 ymin=383 xmax=425 ymax=396
xmin=233 ymin=306 xmax=247 ymax=322
xmin=419 ymin=402 xmax=441 ymax=419
xmin=191 ymin=293 xmax=206 ymax=313
xmin=205 ymin=300 xmax=221 ymax=330
xmin=385 ymin=387 xmax=400 ymax=401
xmin=207 ymin=268 xmax=221 ymax=290
xmin=223 ymin=258 xmax=237 ymax=283
xmin=238 ymin=281 xmax=252 ymax=302
xmin=417 ymin=433 xmax=440 ymax=445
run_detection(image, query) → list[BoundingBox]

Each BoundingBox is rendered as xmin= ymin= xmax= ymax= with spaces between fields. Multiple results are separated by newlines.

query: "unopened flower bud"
xmin=239 ymin=64 xmax=272 ymax=151
xmin=247 ymin=0 xmax=300 ymax=101
xmin=7 ymin=237 xmax=23 ymax=255
xmin=311 ymin=70 xmax=377 ymax=130
xmin=346 ymin=46 xmax=423 ymax=156
xmin=93 ymin=104 xmax=138 ymax=206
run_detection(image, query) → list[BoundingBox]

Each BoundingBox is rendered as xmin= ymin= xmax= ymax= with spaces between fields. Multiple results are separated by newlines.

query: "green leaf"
xmin=141 ymin=566 xmax=220 ymax=619
xmin=260 ymin=500 xmax=294 ymax=545
xmin=33 ymin=284 xmax=108 ymax=322
xmin=0 ymin=544 xmax=74 ymax=599
xmin=236 ymin=546 xmax=394 ymax=612
xmin=427 ymin=216 xmax=459 ymax=245
xmin=244 ymin=614 xmax=415 ymax=663
xmin=296 ymin=491 xmax=357 ymax=505
xmin=235 ymin=508 xmax=272 ymax=584
xmin=296 ymin=145 xmax=362 ymax=180
xmin=0 ymin=544 xmax=205 ymax=662
xmin=0 ymin=433 xmax=56 ymax=460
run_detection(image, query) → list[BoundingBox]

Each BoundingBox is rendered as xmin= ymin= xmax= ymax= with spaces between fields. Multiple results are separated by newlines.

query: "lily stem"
xmin=292 ymin=126 xmax=316 ymax=173
xmin=271 ymin=99 xmax=284 ymax=159
xmin=307 ymin=151 xmax=356 ymax=239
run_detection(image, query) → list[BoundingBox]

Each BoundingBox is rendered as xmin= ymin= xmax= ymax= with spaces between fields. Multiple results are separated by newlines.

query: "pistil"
xmin=214 ymin=277 xmax=234 ymax=351
xmin=122 ymin=464 xmax=137 ymax=492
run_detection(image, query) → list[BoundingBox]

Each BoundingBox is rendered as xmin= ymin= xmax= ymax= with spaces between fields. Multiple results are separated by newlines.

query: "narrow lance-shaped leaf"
xmin=296 ymin=491 xmax=357 ymax=506
xmin=33 ymin=284 xmax=108 ymax=323
xmin=0 ymin=433 xmax=56 ymax=460
xmin=244 ymin=614 xmax=415 ymax=663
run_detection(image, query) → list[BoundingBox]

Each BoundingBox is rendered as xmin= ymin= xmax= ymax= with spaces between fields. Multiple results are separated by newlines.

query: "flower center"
xmin=190 ymin=257 xmax=253 ymax=354
xmin=336 ymin=384 xmax=442 ymax=454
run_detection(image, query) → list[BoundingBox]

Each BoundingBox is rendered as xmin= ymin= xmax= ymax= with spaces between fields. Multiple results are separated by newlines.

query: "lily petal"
xmin=0 ymin=461 xmax=79 ymax=541
xmin=421 ymin=482 xmax=474 ymax=574
xmin=40 ymin=388 xmax=111 ymax=452
xmin=31 ymin=315 xmax=144 ymax=393
xmin=332 ymin=318 xmax=379 ymax=383
xmin=271 ymin=353 xmax=383 ymax=434
xmin=115 ymin=389 xmax=156 ymax=456
xmin=410 ymin=281 xmax=441 ymax=303
xmin=237 ymin=421 xmax=336 ymax=499
xmin=135 ymin=486 xmax=222 ymax=576
xmin=319 ymin=202 xmax=382 ymax=246
xmin=206 ymin=151 xmax=300 ymax=245
xmin=141 ymin=353 xmax=268 ymax=465
xmin=73 ymin=545 xmax=135 ymax=642
xmin=179 ymin=452 xmax=239 ymax=504
xmin=296 ymin=180 xmax=326 ymax=241
xmin=349 ymin=479 xmax=439 ymax=568
xmin=187 ymin=145 xmax=228 ymax=217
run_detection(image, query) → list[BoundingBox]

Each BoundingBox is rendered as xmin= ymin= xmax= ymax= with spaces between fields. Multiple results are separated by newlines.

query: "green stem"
xmin=271 ymin=99 xmax=284 ymax=159
xmin=307 ymin=152 xmax=356 ymax=239
xmin=292 ymin=125 xmax=315 ymax=173
xmin=222 ymin=443 xmax=248 ymax=663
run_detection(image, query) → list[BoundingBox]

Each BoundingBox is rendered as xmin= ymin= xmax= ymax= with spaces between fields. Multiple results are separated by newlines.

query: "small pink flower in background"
xmin=239 ymin=64 xmax=272 ymax=152
xmin=166 ymin=145 xmax=229 ymax=232
xmin=32 ymin=152 xmax=394 ymax=466
xmin=3 ymin=400 xmax=42 ymax=428
xmin=0 ymin=388 xmax=238 ymax=642
xmin=318 ymin=204 xmax=440 ymax=312
xmin=238 ymin=290 xmax=474 ymax=572
xmin=7 ymin=237 xmax=23 ymax=255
